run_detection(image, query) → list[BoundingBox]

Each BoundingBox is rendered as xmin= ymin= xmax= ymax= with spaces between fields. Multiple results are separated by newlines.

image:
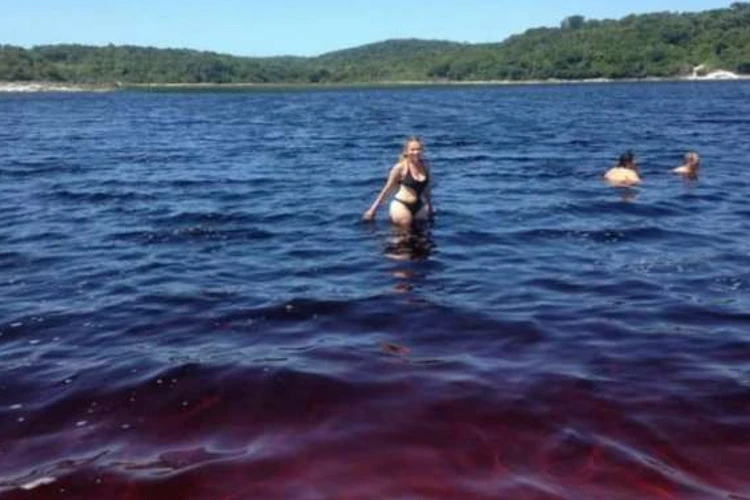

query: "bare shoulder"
xmin=391 ymin=161 xmax=407 ymax=175
xmin=386 ymin=162 xmax=405 ymax=181
xmin=604 ymin=167 xmax=640 ymax=186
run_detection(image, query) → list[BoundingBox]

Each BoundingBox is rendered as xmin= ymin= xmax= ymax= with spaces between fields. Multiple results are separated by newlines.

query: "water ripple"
xmin=2 ymin=82 xmax=750 ymax=499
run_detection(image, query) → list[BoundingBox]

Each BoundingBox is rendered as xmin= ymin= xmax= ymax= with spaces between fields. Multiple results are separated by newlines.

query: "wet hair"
xmin=616 ymin=150 xmax=637 ymax=170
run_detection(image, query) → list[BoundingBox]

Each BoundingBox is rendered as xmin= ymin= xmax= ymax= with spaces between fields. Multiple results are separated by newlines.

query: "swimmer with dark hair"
xmin=604 ymin=150 xmax=641 ymax=187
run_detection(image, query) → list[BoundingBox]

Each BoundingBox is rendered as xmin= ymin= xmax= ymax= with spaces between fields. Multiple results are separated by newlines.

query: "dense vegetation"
xmin=2 ymin=3 xmax=749 ymax=84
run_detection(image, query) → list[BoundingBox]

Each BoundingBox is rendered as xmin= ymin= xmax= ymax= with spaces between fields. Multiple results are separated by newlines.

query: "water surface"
xmin=1 ymin=82 xmax=750 ymax=499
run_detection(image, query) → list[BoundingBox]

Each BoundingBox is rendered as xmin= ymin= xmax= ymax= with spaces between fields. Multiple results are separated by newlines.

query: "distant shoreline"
xmin=0 ymin=82 xmax=117 ymax=93
xmin=2 ymin=76 xmax=749 ymax=93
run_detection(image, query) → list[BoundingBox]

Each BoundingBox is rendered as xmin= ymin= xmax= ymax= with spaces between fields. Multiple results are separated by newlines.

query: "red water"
xmin=3 ymin=345 xmax=749 ymax=499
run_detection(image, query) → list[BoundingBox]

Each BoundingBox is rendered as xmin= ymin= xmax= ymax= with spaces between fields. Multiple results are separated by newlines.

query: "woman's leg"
xmin=413 ymin=201 xmax=431 ymax=221
xmin=389 ymin=199 xmax=413 ymax=227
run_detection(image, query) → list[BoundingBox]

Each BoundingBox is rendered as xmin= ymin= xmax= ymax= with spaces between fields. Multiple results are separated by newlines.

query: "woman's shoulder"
xmin=389 ymin=161 xmax=407 ymax=178
xmin=392 ymin=160 xmax=408 ymax=172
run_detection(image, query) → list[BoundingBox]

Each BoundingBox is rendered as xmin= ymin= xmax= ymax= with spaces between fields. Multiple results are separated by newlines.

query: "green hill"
xmin=311 ymin=39 xmax=467 ymax=82
xmin=2 ymin=3 xmax=749 ymax=84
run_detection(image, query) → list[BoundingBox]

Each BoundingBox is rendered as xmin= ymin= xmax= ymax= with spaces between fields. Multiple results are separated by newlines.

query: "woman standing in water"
xmin=363 ymin=136 xmax=433 ymax=226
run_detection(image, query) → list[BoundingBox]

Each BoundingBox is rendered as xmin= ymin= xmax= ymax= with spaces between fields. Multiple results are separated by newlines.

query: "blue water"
xmin=1 ymin=82 xmax=750 ymax=499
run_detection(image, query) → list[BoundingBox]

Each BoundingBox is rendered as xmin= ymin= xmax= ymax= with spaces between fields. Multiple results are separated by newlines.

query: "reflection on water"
xmin=617 ymin=187 xmax=639 ymax=203
xmin=383 ymin=223 xmax=435 ymax=293
xmin=384 ymin=223 xmax=435 ymax=262
xmin=679 ymin=173 xmax=699 ymax=185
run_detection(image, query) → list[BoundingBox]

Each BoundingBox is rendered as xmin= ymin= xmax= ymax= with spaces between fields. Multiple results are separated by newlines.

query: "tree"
xmin=2 ymin=5 xmax=750 ymax=84
xmin=561 ymin=15 xmax=586 ymax=30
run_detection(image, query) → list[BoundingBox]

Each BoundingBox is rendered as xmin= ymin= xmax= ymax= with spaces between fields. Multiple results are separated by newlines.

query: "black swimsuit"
xmin=395 ymin=167 xmax=429 ymax=215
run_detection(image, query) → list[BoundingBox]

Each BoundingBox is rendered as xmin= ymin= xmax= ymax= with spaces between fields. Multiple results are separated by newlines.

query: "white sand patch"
xmin=0 ymin=82 xmax=112 ymax=92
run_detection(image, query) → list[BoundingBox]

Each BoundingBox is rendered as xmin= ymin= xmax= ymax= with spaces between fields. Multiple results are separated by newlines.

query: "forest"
xmin=1 ymin=3 xmax=749 ymax=84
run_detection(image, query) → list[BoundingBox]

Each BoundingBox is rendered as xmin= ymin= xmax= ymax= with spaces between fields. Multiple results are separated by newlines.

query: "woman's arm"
xmin=673 ymin=165 xmax=689 ymax=174
xmin=362 ymin=164 xmax=402 ymax=220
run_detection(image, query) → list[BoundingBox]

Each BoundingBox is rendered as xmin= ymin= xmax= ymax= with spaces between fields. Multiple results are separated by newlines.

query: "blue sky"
xmin=1 ymin=0 xmax=735 ymax=57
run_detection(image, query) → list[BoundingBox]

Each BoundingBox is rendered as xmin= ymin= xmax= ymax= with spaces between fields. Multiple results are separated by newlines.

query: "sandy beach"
xmin=0 ymin=82 xmax=116 ymax=92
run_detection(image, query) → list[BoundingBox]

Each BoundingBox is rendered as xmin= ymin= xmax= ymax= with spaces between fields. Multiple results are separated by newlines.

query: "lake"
xmin=1 ymin=82 xmax=750 ymax=499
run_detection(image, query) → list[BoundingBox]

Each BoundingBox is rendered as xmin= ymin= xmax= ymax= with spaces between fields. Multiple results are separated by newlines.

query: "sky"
xmin=0 ymin=0 xmax=735 ymax=57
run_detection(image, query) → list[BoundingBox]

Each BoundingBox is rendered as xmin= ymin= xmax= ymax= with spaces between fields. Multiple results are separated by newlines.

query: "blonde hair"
xmin=397 ymin=136 xmax=424 ymax=163
xmin=684 ymin=151 xmax=700 ymax=166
